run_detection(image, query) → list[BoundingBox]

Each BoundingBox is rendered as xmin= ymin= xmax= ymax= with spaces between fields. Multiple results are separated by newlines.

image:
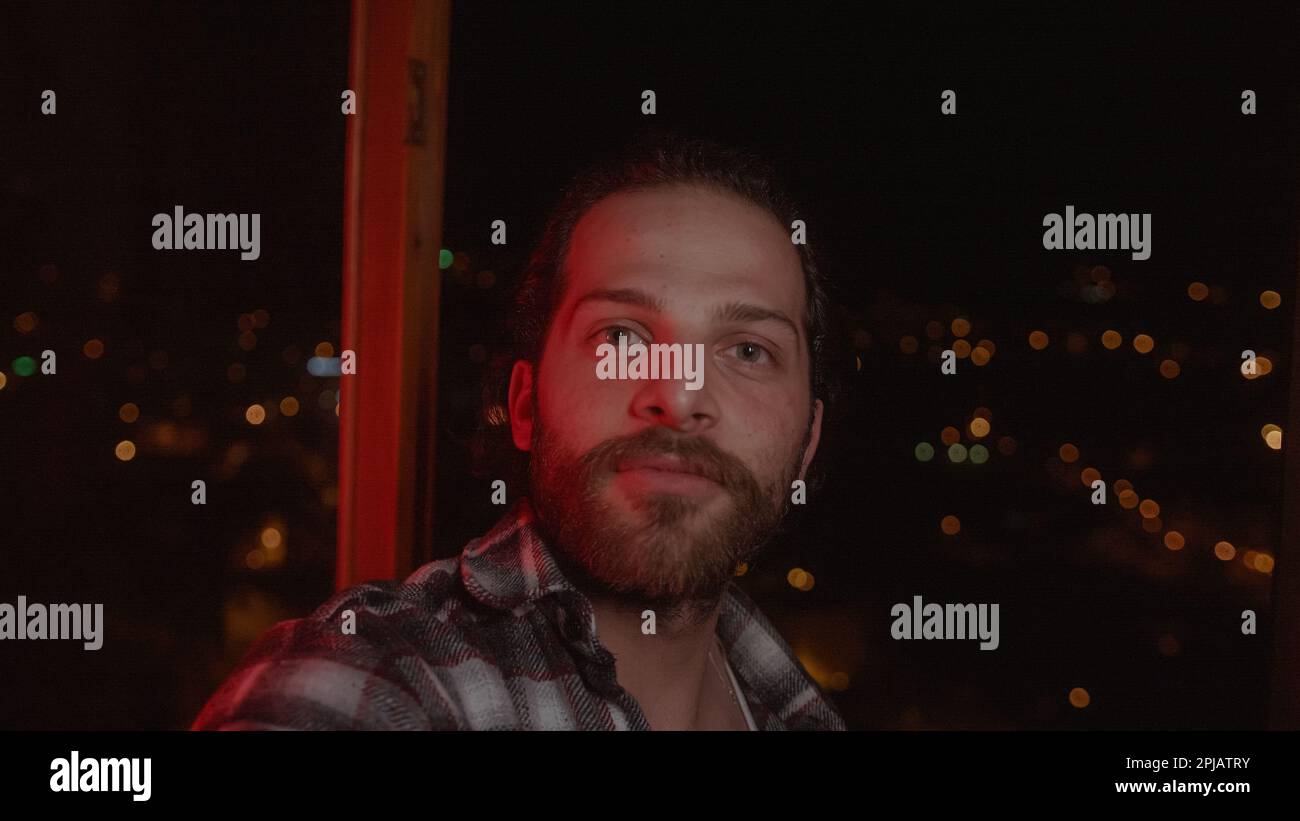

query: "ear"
xmin=507 ymin=359 xmax=537 ymax=452
xmin=796 ymin=398 xmax=824 ymax=482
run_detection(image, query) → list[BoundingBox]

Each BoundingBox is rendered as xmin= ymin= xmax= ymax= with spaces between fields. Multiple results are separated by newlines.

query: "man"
xmin=193 ymin=131 xmax=846 ymax=731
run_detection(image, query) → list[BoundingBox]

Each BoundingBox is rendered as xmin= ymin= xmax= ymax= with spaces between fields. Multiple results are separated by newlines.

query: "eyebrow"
xmin=567 ymin=287 xmax=802 ymax=343
xmin=711 ymin=300 xmax=801 ymax=344
xmin=569 ymin=288 xmax=666 ymax=319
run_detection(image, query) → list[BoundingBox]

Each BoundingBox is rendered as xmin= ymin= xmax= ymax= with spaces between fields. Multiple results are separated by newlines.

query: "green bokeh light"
xmin=948 ymin=443 xmax=968 ymax=463
xmin=914 ymin=442 xmax=934 ymax=462
xmin=12 ymin=356 xmax=36 ymax=377
xmin=438 ymin=249 xmax=454 ymax=270
xmin=970 ymin=444 xmax=989 ymax=464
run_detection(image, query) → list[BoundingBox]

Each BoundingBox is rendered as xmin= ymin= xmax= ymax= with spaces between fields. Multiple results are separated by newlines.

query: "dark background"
xmin=1 ymin=1 xmax=1295 ymax=729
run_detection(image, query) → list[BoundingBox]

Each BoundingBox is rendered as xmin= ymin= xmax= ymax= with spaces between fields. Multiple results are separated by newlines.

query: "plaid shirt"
xmin=192 ymin=497 xmax=846 ymax=731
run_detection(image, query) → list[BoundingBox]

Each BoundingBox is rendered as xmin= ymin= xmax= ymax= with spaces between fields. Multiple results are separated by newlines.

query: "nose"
xmin=629 ymin=351 xmax=719 ymax=434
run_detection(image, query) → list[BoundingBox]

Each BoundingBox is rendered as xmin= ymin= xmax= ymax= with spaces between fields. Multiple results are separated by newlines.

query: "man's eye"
xmin=728 ymin=341 xmax=773 ymax=365
xmin=597 ymin=325 xmax=646 ymax=346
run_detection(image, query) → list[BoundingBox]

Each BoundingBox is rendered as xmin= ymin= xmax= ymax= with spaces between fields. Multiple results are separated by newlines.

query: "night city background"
xmin=1 ymin=1 xmax=1296 ymax=730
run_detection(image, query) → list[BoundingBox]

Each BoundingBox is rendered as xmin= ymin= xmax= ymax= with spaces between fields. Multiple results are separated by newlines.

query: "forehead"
xmin=558 ymin=183 xmax=807 ymax=326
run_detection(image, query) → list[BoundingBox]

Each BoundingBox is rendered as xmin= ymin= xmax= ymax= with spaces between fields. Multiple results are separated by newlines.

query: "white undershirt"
xmin=722 ymin=653 xmax=759 ymax=731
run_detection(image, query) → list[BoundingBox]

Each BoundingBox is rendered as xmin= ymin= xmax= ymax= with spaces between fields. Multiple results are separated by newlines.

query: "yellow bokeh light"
xmin=1139 ymin=499 xmax=1160 ymax=519
xmin=940 ymin=515 xmax=961 ymax=536
xmin=951 ymin=318 xmax=971 ymax=338
xmin=118 ymin=402 xmax=140 ymax=423
xmin=1069 ymin=687 xmax=1090 ymax=708
xmin=115 ymin=440 xmax=136 ymax=461
xmin=1159 ymin=359 xmax=1180 ymax=379
xmin=1028 ymin=331 xmax=1049 ymax=350
xmin=1164 ymin=531 xmax=1185 ymax=551
xmin=245 ymin=404 xmax=266 ymax=425
xmin=1118 ymin=490 xmax=1139 ymax=509
xmin=1080 ymin=467 xmax=1101 ymax=487
xmin=976 ymin=339 xmax=996 ymax=355
xmin=1114 ymin=479 xmax=1133 ymax=493
xmin=0 ymin=372 xmax=6 ymax=391
xmin=1260 ymin=290 xmax=1281 ymax=310
xmin=786 ymin=568 xmax=808 ymax=589
xmin=1101 ymin=330 xmax=1122 ymax=349
xmin=952 ymin=339 xmax=971 ymax=358
xmin=1261 ymin=424 xmax=1283 ymax=449
xmin=1133 ymin=334 xmax=1154 ymax=354
xmin=260 ymin=527 xmax=283 ymax=549
xmin=280 ymin=396 xmax=300 ymax=417
xmin=970 ymin=346 xmax=991 ymax=366
xmin=1214 ymin=541 xmax=1236 ymax=561
xmin=969 ymin=418 xmax=990 ymax=438
xmin=1255 ymin=553 xmax=1275 ymax=574
xmin=1188 ymin=282 xmax=1209 ymax=301
xmin=1058 ymin=443 xmax=1079 ymax=463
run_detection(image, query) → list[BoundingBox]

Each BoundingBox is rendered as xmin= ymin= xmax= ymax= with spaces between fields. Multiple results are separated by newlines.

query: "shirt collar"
xmin=459 ymin=495 xmax=846 ymax=730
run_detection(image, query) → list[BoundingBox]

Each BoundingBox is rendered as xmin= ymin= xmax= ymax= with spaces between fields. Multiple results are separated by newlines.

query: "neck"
xmin=588 ymin=592 xmax=741 ymax=730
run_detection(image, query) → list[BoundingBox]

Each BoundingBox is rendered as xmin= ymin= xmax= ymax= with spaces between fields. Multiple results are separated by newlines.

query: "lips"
xmin=615 ymin=454 xmax=718 ymax=483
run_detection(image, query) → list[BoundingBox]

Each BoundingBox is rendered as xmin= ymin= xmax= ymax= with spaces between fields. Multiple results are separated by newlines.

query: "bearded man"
xmin=193 ymin=132 xmax=846 ymax=731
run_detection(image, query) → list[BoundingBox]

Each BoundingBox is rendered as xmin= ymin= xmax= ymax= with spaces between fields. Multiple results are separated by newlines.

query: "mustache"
xmin=578 ymin=428 xmax=756 ymax=492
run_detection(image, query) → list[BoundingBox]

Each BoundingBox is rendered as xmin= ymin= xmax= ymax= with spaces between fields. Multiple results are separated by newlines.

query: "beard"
xmin=528 ymin=406 xmax=807 ymax=628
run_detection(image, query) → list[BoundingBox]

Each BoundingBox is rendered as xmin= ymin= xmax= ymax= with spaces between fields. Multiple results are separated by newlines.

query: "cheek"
xmin=726 ymin=401 xmax=807 ymax=477
xmin=538 ymin=352 xmax=630 ymax=449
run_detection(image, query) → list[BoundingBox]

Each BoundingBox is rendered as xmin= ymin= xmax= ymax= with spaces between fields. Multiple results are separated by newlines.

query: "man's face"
xmin=509 ymin=183 xmax=823 ymax=610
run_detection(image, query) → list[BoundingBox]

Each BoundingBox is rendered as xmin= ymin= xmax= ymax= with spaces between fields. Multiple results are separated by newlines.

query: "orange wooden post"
xmin=337 ymin=0 xmax=450 ymax=589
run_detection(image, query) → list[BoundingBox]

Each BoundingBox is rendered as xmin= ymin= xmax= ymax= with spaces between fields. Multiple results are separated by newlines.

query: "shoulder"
xmin=192 ymin=556 xmax=480 ymax=731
